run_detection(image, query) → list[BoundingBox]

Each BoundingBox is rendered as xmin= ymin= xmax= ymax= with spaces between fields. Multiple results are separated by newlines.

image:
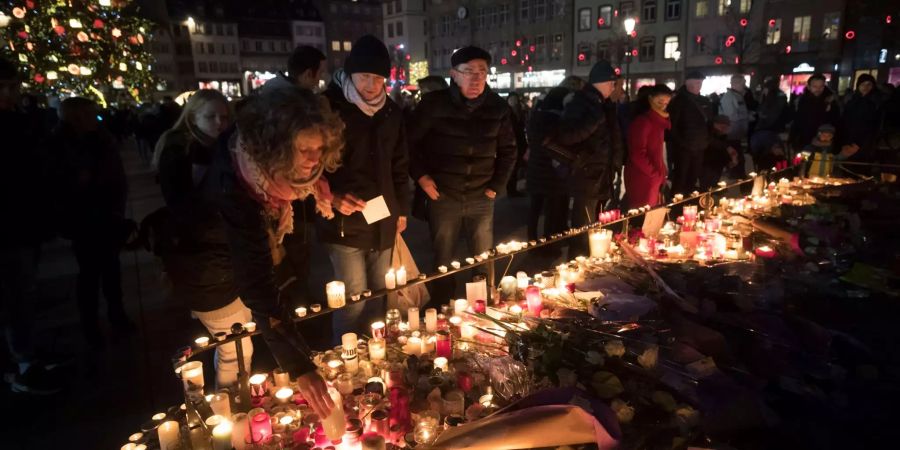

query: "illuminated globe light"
xmin=79 ymin=66 xmax=92 ymax=76
xmin=135 ymin=62 xmax=143 ymax=70
xmin=67 ymin=64 xmax=80 ymax=75
xmin=112 ymin=28 xmax=122 ymax=37
xmin=844 ymin=30 xmax=855 ymax=40
xmin=577 ymin=53 xmax=585 ymax=62
xmin=695 ymin=35 xmax=702 ymax=43
xmin=77 ymin=31 xmax=89 ymax=42
xmin=725 ymin=35 xmax=736 ymax=47
xmin=631 ymin=48 xmax=638 ymax=56
xmin=715 ymin=56 xmax=723 ymax=65
xmin=69 ymin=18 xmax=83 ymax=28
xmin=614 ymin=67 xmax=621 ymax=75
xmin=47 ymin=71 xmax=58 ymax=80
xmin=597 ymin=17 xmax=605 ymax=26
xmin=511 ymin=49 xmax=517 ymax=56
xmin=529 ymin=45 xmax=535 ymax=52
xmin=630 ymin=30 xmax=637 ymax=38
xmin=515 ymin=39 xmax=521 ymax=46
xmin=768 ymin=19 xmax=776 ymax=27
xmin=740 ymin=18 xmax=748 ymax=27
xmin=119 ymin=62 xmax=128 ymax=71
xmin=12 ymin=7 xmax=26 ymax=19
xmin=501 ymin=57 xmax=508 ymax=64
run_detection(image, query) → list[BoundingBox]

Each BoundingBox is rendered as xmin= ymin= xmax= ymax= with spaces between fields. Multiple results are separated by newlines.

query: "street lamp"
xmin=672 ymin=49 xmax=681 ymax=85
xmin=623 ymin=17 xmax=636 ymax=96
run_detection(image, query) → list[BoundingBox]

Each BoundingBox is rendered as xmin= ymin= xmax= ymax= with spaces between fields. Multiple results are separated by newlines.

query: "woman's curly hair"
xmin=236 ymin=87 xmax=343 ymax=179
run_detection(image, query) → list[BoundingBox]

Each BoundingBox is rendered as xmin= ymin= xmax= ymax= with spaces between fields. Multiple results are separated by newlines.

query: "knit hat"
xmin=685 ymin=70 xmax=706 ymax=80
xmin=817 ymin=124 xmax=836 ymax=134
xmin=588 ymin=60 xmax=617 ymax=84
xmin=855 ymin=73 xmax=876 ymax=89
xmin=345 ymin=35 xmax=391 ymax=78
xmin=713 ymin=114 xmax=731 ymax=125
xmin=451 ymin=46 xmax=492 ymax=67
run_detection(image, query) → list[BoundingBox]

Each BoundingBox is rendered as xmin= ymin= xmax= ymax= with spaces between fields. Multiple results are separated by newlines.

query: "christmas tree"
xmin=0 ymin=0 xmax=158 ymax=103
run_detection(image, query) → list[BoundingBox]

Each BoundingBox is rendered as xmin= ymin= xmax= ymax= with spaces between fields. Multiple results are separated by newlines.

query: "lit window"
xmin=739 ymin=0 xmax=751 ymax=14
xmin=695 ymin=0 xmax=708 ymax=18
xmin=598 ymin=6 xmax=612 ymax=28
xmin=343 ymin=41 xmax=352 ymax=51
xmin=822 ymin=12 xmax=840 ymax=40
xmin=578 ymin=8 xmax=592 ymax=31
xmin=331 ymin=41 xmax=340 ymax=51
xmin=663 ymin=35 xmax=679 ymax=59
xmin=793 ymin=16 xmax=811 ymax=43
xmin=766 ymin=19 xmax=782 ymax=44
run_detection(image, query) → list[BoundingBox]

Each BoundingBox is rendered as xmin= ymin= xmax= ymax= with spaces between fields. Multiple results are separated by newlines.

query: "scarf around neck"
xmin=231 ymin=136 xmax=334 ymax=245
xmin=333 ymin=69 xmax=386 ymax=117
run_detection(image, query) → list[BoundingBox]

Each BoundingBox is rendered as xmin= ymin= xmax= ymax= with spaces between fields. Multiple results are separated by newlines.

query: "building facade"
xmin=382 ymin=0 xmax=428 ymax=88
xmin=426 ymin=0 xmax=574 ymax=93
xmin=573 ymin=0 xmax=688 ymax=92
xmin=316 ymin=0 xmax=384 ymax=73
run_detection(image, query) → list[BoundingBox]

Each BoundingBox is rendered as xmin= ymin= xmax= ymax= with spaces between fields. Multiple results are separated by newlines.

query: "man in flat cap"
xmin=547 ymin=60 xmax=624 ymax=257
xmin=667 ymin=70 xmax=714 ymax=195
xmin=408 ymin=45 xmax=516 ymax=302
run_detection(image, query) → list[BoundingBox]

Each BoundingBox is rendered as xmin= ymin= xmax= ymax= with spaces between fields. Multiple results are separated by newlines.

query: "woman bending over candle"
xmin=204 ymin=87 xmax=342 ymax=417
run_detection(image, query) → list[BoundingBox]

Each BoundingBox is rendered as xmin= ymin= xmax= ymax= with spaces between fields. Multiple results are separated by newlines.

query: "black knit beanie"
xmin=345 ymin=35 xmax=391 ymax=78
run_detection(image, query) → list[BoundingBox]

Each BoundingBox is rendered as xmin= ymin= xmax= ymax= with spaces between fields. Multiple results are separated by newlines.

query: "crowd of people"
xmin=2 ymin=35 xmax=899 ymax=418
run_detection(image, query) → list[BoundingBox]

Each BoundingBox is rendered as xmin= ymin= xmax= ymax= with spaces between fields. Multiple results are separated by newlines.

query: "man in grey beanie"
xmin=547 ymin=60 xmax=624 ymax=257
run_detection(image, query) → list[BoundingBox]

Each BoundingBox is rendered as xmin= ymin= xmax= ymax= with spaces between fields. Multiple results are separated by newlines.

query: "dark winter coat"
xmin=667 ymin=86 xmax=713 ymax=155
xmin=704 ymin=128 xmax=732 ymax=171
xmin=551 ymin=84 xmax=623 ymax=199
xmin=155 ymin=127 xmax=237 ymax=313
xmin=839 ymin=90 xmax=883 ymax=152
xmin=318 ymin=83 xmax=410 ymax=251
xmin=0 ymin=109 xmax=53 ymax=249
xmin=789 ymin=87 xmax=840 ymax=150
xmin=755 ymin=90 xmax=789 ymax=132
xmin=625 ymin=110 xmax=670 ymax=208
xmin=203 ymin=131 xmax=316 ymax=377
xmin=408 ymin=82 xmax=517 ymax=201
xmin=46 ymin=124 xmax=127 ymax=239
xmin=525 ymin=89 xmax=570 ymax=196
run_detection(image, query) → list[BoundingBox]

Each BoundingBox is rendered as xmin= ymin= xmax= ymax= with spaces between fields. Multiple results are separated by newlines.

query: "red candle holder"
xmin=525 ymin=286 xmax=543 ymax=317
xmin=249 ymin=410 xmax=273 ymax=443
xmin=435 ymin=331 xmax=452 ymax=359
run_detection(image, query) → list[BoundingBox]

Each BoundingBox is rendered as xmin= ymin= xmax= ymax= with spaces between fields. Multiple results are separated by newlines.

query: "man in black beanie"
xmin=320 ymin=34 xmax=410 ymax=342
xmin=667 ymin=70 xmax=713 ymax=195
xmin=408 ymin=45 xmax=516 ymax=304
xmin=547 ymin=60 xmax=623 ymax=258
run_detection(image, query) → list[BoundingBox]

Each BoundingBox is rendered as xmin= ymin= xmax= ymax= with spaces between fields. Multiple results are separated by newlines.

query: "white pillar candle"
xmin=405 ymin=336 xmax=423 ymax=356
xmin=342 ymin=333 xmax=358 ymax=351
xmin=433 ymin=356 xmax=449 ymax=372
xmin=212 ymin=420 xmax=233 ymax=450
xmin=396 ymin=266 xmax=407 ymax=286
xmin=423 ymin=334 xmax=436 ymax=354
xmin=516 ymin=271 xmax=529 ymax=289
xmin=209 ymin=393 xmax=231 ymax=418
xmin=407 ymin=307 xmax=420 ymax=331
xmin=157 ymin=421 xmax=180 ymax=450
xmin=424 ymin=308 xmax=437 ymax=332
xmin=385 ymin=269 xmax=396 ymax=290
xmin=205 ymin=414 xmax=226 ymax=428
xmin=326 ymin=281 xmax=346 ymax=309
xmin=368 ymin=338 xmax=386 ymax=362
xmin=454 ymin=298 xmax=469 ymax=316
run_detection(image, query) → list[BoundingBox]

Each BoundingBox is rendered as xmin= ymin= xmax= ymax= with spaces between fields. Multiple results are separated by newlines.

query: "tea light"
xmin=210 ymin=392 xmax=231 ymax=417
xmin=151 ymin=412 xmax=167 ymax=421
xmin=754 ymin=245 xmax=777 ymax=259
xmin=128 ymin=433 xmax=143 ymax=443
xmin=249 ymin=373 xmax=268 ymax=397
xmin=194 ymin=336 xmax=209 ymax=348
xmin=326 ymin=281 xmax=346 ymax=309
xmin=311 ymin=303 xmax=322 ymax=313
xmin=425 ymin=308 xmax=438 ymax=332
xmin=157 ymin=421 xmax=180 ymax=450
xmin=396 ymin=266 xmax=407 ymax=286
xmin=438 ymin=265 xmax=448 ymax=273
xmin=433 ymin=356 xmax=449 ymax=372
xmin=295 ymin=306 xmax=307 ymax=317
xmin=205 ymin=414 xmax=226 ymax=428
xmin=405 ymin=336 xmax=423 ymax=356
xmin=453 ymin=298 xmax=469 ymax=315
xmin=371 ymin=321 xmax=386 ymax=339
xmin=509 ymin=304 xmax=523 ymax=316
xmin=408 ymin=307 xmax=420 ymax=331
xmin=275 ymin=387 xmax=294 ymax=404
xmin=121 ymin=444 xmax=146 ymax=450
xmin=209 ymin=419 xmax=232 ymax=450
xmin=465 ymin=257 xmax=475 ymax=265
xmin=451 ymin=261 xmax=460 ymax=269
xmin=244 ymin=321 xmax=256 ymax=333
xmin=385 ymin=268 xmax=396 ymax=290
xmin=368 ymin=338 xmax=386 ymax=362
xmin=213 ymin=332 xmax=226 ymax=342
xmin=460 ymin=322 xmax=477 ymax=340
xmin=249 ymin=409 xmax=273 ymax=443
xmin=474 ymin=299 xmax=486 ymax=314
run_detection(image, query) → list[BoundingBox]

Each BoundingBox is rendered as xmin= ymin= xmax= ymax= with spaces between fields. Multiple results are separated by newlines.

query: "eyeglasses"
xmin=454 ymin=69 xmax=488 ymax=80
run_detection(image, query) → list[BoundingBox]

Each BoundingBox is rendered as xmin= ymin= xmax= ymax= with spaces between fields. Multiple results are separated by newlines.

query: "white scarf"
xmin=333 ymin=69 xmax=386 ymax=117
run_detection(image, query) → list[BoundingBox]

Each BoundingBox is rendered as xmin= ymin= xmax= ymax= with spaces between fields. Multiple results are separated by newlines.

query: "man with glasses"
xmin=408 ymin=46 xmax=516 ymax=303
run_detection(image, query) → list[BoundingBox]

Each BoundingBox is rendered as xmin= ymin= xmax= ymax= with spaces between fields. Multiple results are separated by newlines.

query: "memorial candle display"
xmin=157 ymin=421 xmax=180 ymax=450
xmin=408 ymin=307 xmax=420 ymax=331
xmin=589 ymin=229 xmax=613 ymax=259
xmin=326 ymin=281 xmax=346 ymax=309
xmin=436 ymin=330 xmax=452 ymax=359
xmin=371 ymin=321 xmax=386 ymax=339
xmin=249 ymin=408 xmax=273 ymax=443
xmin=525 ymin=285 xmax=543 ymax=316
xmin=425 ymin=308 xmax=438 ymax=332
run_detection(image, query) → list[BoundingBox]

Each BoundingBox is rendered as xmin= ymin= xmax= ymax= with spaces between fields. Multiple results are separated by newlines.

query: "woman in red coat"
xmin=625 ymin=85 xmax=673 ymax=209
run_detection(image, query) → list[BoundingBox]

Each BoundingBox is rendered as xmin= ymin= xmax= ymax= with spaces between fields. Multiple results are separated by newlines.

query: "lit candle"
xmin=230 ymin=413 xmax=248 ymax=449
xmin=405 ymin=336 xmax=423 ymax=356
xmin=589 ymin=229 xmax=612 ymax=259
xmin=438 ymin=265 xmax=448 ymax=273
xmin=473 ymin=299 xmax=486 ymax=314
xmin=516 ymin=271 xmax=529 ymax=289
xmin=157 ymin=421 xmax=180 ymax=450
xmin=423 ymin=333 xmax=436 ymax=353
xmin=249 ymin=408 xmax=273 ymax=443
xmin=499 ymin=276 xmax=517 ymax=300
xmin=244 ymin=321 xmax=256 ymax=332
xmin=396 ymin=266 xmax=407 ymax=286
xmin=460 ymin=322 xmax=477 ymax=340
xmin=326 ymin=281 xmax=346 ymax=309
xmin=425 ymin=308 xmax=438 ymax=332
xmin=436 ymin=330 xmax=452 ymax=358
xmin=385 ymin=268 xmax=396 ymax=290
xmin=128 ymin=433 xmax=143 ymax=443
xmin=180 ymin=361 xmax=204 ymax=393
xmin=525 ymin=286 xmax=543 ymax=316
xmin=295 ymin=306 xmax=307 ymax=317
xmin=211 ymin=420 xmax=233 ymax=450
xmin=273 ymin=368 xmax=291 ymax=387
xmin=249 ymin=373 xmax=267 ymax=397
xmin=433 ymin=356 xmax=449 ymax=372
xmin=368 ymin=338 xmax=386 ymax=362
xmin=209 ymin=392 xmax=231 ymax=418
xmin=451 ymin=261 xmax=461 ymax=269
xmin=321 ymin=388 xmax=346 ymax=441
xmin=407 ymin=307 xmax=420 ymax=331
xmin=454 ymin=298 xmax=469 ymax=316
xmin=275 ymin=387 xmax=294 ymax=404
xmin=509 ymin=304 xmax=523 ymax=316
xmin=194 ymin=336 xmax=209 ymax=348
xmin=371 ymin=321 xmax=386 ymax=339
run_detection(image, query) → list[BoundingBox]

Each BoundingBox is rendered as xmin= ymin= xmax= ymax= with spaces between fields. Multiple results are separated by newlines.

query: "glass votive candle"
xmin=371 ymin=321 xmax=386 ymax=339
xmin=275 ymin=387 xmax=294 ymax=404
xmin=295 ymin=306 xmax=307 ymax=318
xmin=194 ymin=336 xmax=209 ymax=348
xmin=244 ymin=321 xmax=256 ymax=333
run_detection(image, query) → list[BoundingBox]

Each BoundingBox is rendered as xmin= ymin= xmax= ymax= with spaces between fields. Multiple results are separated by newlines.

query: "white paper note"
xmin=361 ymin=195 xmax=391 ymax=224
xmin=642 ymin=207 xmax=668 ymax=238
xmin=466 ymin=279 xmax=488 ymax=304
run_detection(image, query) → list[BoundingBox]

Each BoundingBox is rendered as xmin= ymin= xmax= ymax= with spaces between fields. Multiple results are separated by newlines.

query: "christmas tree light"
xmin=1 ymin=0 xmax=158 ymax=102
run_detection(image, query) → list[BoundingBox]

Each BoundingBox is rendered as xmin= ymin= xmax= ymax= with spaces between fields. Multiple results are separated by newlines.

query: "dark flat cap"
xmin=451 ymin=46 xmax=492 ymax=67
